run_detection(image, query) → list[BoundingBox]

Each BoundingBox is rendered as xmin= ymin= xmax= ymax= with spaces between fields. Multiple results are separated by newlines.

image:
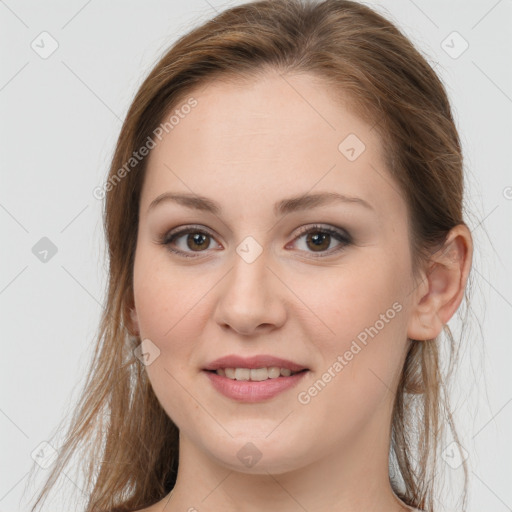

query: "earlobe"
xmin=123 ymin=297 xmax=140 ymax=337
xmin=407 ymin=225 xmax=473 ymax=341
xmin=123 ymin=289 xmax=140 ymax=337
xmin=129 ymin=306 xmax=140 ymax=337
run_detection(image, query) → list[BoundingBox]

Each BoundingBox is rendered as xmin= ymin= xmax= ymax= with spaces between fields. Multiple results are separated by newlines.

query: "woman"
xmin=28 ymin=1 xmax=474 ymax=511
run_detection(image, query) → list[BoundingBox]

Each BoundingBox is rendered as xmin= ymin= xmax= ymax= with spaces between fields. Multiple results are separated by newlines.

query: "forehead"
xmin=140 ymin=71 xmax=405 ymax=222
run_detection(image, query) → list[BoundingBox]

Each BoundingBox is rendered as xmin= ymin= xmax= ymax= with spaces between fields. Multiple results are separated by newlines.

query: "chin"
xmin=198 ymin=428 xmax=314 ymax=475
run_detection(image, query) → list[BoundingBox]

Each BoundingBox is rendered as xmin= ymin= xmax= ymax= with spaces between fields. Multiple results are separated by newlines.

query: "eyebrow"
xmin=147 ymin=191 xmax=375 ymax=216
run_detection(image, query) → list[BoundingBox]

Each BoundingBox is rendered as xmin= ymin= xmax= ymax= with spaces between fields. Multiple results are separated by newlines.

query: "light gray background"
xmin=1 ymin=0 xmax=511 ymax=511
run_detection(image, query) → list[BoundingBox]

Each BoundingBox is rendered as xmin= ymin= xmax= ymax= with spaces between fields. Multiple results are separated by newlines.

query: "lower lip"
xmin=204 ymin=370 xmax=308 ymax=402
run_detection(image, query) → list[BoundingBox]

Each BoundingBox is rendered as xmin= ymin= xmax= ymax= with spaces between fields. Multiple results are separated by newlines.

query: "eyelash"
xmin=158 ymin=224 xmax=352 ymax=259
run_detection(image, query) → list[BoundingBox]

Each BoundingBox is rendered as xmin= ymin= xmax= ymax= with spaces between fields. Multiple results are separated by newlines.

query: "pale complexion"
xmin=129 ymin=70 xmax=472 ymax=512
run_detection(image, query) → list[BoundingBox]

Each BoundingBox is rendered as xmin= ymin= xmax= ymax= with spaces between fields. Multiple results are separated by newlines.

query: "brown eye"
xmin=185 ymin=232 xmax=211 ymax=251
xmin=160 ymin=224 xmax=351 ymax=259
xmin=161 ymin=226 xmax=221 ymax=258
xmin=290 ymin=225 xmax=352 ymax=257
xmin=304 ymin=232 xmax=331 ymax=252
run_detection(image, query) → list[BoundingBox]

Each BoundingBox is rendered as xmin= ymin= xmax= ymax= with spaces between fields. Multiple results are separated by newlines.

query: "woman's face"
xmin=131 ymin=71 xmax=420 ymax=474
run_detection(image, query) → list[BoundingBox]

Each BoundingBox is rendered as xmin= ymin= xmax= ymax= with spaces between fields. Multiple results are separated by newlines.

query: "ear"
xmin=123 ymin=291 xmax=140 ymax=337
xmin=129 ymin=307 xmax=140 ymax=337
xmin=407 ymin=224 xmax=473 ymax=341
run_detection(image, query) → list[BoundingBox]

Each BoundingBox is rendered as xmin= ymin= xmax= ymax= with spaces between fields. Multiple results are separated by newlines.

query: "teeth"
xmin=250 ymin=368 xmax=268 ymax=381
xmin=215 ymin=366 xmax=302 ymax=381
xmin=267 ymin=367 xmax=281 ymax=379
xmin=234 ymin=368 xmax=250 ymax=381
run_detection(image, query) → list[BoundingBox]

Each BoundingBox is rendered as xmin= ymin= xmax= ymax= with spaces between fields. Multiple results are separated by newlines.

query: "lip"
xmin=203 ymin=354 xmax=308 ymax=373
xmin=204 ymin=369 xmax=309 ymax=402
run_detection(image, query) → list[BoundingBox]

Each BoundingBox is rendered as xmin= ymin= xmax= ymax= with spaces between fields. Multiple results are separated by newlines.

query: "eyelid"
xmin=160 ymin=224 xmax=221 ymax=258
xmin=159 ymin=223 xmax=351 ymax=258
xmin=292 ymin=224 xmax=351 ymax=243
xmin=162 ymin=224 xmax=217 ymax=244
xmin=286 ymin=224 xmax=352 ymax=257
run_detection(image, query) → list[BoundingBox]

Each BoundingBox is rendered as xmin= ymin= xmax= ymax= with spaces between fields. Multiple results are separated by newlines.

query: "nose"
xmin=213 ymin=243 xmax=287 ymax=336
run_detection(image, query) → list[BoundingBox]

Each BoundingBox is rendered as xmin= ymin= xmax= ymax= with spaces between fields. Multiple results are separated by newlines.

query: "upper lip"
xmin=203 ymin=354 xmax=308 ymax=372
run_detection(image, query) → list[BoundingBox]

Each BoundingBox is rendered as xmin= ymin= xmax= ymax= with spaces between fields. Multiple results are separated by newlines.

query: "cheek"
xmin=132 ymin=250 xmax=210 ymax=426
xmin=294 ymin=283 xmax=408 ymax=448
xmin=293 ymin=255 xmax=405 ymax=347
xmin=133 ymin=247 xmax=206 ymax=343
xmin=300 ymin=255 xmax=409 ymax=397
xmin=132 ymin=247 xmax=221 ymax=391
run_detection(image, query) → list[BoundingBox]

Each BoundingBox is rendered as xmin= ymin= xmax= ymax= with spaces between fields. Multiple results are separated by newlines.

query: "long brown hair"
xmin=27 ymin=1 xmax=474 ymax=510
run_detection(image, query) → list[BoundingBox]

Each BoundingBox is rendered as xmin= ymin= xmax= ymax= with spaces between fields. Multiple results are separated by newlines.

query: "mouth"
xmin=202 ymin=355 xmax=310 ymax=402
xmin=203 ymin=354 xmax=309 ymax=374
xmin=204 ymin=367 xmax=308 ymax=381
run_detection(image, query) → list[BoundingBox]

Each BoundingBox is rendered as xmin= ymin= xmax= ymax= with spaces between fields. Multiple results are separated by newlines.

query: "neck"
xmin=160 ymin=402 xmax=410 ymax=512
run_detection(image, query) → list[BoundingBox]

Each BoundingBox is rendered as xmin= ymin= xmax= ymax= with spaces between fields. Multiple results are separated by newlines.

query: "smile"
xmin=204 ymin=369 xmax=309 ymax=402
xmin=212 ymin=366 xmax=303 ymax=381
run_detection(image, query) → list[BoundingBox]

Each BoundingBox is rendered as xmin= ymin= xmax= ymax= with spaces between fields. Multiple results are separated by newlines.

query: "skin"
xmin=129 ymin=70 xmax=472 ymax=512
